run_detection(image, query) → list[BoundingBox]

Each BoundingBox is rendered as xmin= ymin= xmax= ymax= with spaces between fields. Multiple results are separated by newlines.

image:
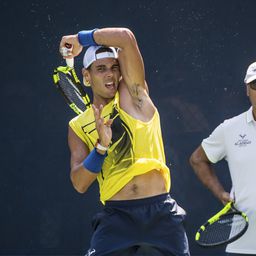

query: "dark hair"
xmin=249 ymin=79 xmax=256 ymax=85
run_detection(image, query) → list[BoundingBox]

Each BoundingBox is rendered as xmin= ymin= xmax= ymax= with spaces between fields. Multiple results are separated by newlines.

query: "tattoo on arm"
xmin=131 ymin=84 xmax=143 ymax=108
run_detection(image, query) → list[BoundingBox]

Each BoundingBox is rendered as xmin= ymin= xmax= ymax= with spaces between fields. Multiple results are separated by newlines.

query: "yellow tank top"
xmin=69 ymin=92 xmax=171 ymax=204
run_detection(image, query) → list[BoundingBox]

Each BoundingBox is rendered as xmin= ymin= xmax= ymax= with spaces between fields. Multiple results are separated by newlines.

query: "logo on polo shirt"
xmin=86 ymin=248 xmax=96 ymax=256
xmin=234 ymin=134 xmax=252 ymax=147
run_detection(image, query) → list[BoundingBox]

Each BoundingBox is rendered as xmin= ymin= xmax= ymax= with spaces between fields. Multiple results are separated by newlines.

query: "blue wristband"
xmin=83 ymin=148 xmax=107 ymax=173
xmin=78 ymin=29 xmax=98 ymax=47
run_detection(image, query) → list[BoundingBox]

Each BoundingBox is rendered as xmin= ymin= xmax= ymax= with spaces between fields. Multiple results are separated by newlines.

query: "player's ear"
xmin=82 ymin=68 xmax=91 ymax=87
xmin=246 ymin=84 xmax=250 ymax=96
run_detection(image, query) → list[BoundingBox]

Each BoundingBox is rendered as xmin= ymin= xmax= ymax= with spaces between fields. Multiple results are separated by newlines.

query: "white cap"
xmin=83 ymin=46 xmax=118 ymax=68
xmin=244 ymin=62 xmax=256 ymax=84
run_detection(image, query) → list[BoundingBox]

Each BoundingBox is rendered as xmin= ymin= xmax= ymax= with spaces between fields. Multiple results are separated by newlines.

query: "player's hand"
xmin=92 ymin=104 xmax=113 ymax=148
xmin=219 ymin=191 xmax=233 ymax=205
xmin=59 ymin=34 xmax=83 ymax=59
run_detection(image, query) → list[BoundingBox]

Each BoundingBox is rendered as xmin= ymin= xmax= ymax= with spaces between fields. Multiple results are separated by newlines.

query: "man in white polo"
xmin=189 ymin=62 xmax=256 ymax=255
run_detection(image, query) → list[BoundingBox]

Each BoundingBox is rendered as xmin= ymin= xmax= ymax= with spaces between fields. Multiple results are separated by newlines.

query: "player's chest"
xmin=226 ymin=126 xmax=256 ymax=162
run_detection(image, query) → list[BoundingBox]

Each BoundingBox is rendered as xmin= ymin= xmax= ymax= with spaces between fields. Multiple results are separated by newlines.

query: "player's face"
xmin=88 ymin=58 xmax=121 ymax=100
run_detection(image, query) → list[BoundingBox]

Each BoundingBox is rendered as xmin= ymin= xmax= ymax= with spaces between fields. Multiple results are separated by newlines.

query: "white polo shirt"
xmin=202 ymin=107 xmax=256 ymax=254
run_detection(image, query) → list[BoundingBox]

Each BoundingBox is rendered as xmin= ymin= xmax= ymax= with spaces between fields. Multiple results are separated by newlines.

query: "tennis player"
xmin=190 ymin=62 xmax=256 ymax=255
xmin=60 ymin=28 xmax=190 ymax=255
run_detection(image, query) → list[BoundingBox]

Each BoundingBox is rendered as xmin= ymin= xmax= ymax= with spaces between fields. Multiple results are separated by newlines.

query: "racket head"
xmin=53 ymin=65 xmax=91 ymax=115
xmin=195 ymin=202 xmax=249 ymax=247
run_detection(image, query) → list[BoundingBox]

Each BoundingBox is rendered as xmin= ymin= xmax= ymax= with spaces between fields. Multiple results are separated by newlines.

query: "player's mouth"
xmin=105 ymin=82 xmax=116 ymax=90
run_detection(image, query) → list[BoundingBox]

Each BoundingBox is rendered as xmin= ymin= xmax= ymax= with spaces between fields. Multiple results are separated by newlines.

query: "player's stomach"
xmin=109 ymin=169 xmax=166 ymax=200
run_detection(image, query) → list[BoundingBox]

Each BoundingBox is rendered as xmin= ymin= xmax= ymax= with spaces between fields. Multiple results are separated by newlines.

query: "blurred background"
xmin=1 ymin=0 xmax=255 ymax=255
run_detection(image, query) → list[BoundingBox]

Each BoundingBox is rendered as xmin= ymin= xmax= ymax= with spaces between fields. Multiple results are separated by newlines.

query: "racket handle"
xmin=66 ymin=58 xmax=74 ymax=68
xmin=60 ymin=43 xmax=74 ymax=68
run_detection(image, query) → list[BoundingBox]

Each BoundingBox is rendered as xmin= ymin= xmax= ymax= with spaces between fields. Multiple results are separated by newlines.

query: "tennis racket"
xmin=195 ymin=201 xmax=249 ymax=247
xmin=53 ymin=44 xmax=91 ymax=115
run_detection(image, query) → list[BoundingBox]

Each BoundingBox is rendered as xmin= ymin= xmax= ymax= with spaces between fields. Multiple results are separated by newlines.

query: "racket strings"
xmin=58 ymin=72 xmax=86 ymax=112
xmin=199 ymin=214 xmax=247 ymax=245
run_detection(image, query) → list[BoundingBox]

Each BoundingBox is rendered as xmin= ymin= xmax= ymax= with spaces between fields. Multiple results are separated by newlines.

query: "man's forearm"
xmin=70 ymin=164 xmax=98 ymax=194
xmin=190 ymin=160 xmax=230 ymax=204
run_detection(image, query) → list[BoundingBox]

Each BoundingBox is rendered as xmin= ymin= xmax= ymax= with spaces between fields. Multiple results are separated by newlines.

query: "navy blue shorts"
xmin=85 ymin=193 xmax=190 ymax=256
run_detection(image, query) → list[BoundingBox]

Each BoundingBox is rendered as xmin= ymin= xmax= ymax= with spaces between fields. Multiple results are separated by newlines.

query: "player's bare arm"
xmin=68 ymin=127 xmax=98 ymax=193
xmin=190 ymin=145 xmax=232 ymax=205
xmin=93 ymin=28 xmax=154 ymax=112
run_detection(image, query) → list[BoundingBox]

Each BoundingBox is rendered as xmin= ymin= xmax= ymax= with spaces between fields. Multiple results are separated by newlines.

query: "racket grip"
xmin=66 ymin=58 xmax=74 ymax=68
xmin=60 ymin=44 xmax=74 ymax=67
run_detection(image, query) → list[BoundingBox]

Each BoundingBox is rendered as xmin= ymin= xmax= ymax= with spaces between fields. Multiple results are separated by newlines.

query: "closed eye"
xmin=112 ymin=65 xmax=120 ymax=71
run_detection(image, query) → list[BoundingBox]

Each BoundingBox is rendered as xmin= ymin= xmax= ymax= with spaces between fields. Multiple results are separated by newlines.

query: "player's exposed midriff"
xmin=109 ymin=169 xmax=167 ymax=201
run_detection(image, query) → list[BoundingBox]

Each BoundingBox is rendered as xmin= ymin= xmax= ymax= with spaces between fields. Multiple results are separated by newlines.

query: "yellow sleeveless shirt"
xmin=69 ymin=92 xmax=171 ymax=204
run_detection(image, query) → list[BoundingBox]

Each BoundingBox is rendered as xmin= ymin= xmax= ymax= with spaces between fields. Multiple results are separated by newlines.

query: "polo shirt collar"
xmin=246 ymin=106 xmax=255 ymax=123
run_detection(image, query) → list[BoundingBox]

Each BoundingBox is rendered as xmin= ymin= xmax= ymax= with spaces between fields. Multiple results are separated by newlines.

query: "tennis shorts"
xmin=85 ymin=193 xmax=190 ymax=256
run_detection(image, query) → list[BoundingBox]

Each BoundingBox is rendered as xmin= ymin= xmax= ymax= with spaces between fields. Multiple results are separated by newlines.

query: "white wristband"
xmin=95 ymin=141 xmax=109 ymax=151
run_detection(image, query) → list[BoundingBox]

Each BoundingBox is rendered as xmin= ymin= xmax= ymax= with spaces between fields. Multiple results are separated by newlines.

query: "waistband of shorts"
xmin=105 ymin=193 xmax=171 ymax=207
